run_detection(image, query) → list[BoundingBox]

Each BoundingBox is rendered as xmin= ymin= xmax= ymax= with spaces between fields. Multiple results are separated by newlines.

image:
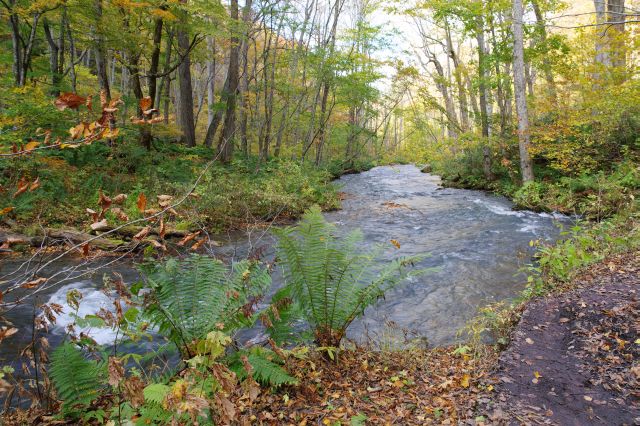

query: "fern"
xmin=230 ymin=347 xmax=297 ymax=387
xmin=50 ymin=342 xmax=104 ymax=416
xmin=272 ymin=206 xmax=427 ymax=347
xmin=140 ymin=255 xmax=271 ymax=354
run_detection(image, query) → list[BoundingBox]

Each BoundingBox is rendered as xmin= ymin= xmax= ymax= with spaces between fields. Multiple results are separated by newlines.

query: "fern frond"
xmin=50 ymin=342 xmax=104 ymax=415
xmin=230 ymin=348 xmax=297 ymax=387
xmin=141 ymin=255 xmax=271 ymax=352
xmin=274 ymin=206 xmax=428 ymax=347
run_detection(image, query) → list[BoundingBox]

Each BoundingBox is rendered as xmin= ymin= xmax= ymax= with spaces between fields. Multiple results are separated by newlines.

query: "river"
xmin=0 ymin=165 xmax=571 ymax=360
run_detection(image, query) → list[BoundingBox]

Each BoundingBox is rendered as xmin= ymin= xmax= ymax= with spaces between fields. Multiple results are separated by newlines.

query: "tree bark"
xmin=94 ymin=0 xmax=111 ymax=100
xmin=532 ymin=0 xmax=557 ymax=102
xmin=607 ymin=0 xmax=626 ymax=73
xmin=177 ymin=20 xmax=196 ymax=147
xmin=513 ymin=0 xmax=535 ymax=183
xmin=43 ymin=18 xmax=61 ymax=95
xmin=218 ymin=0 xmax=240 ymax=162
xmin=148 ymin=15 xmax=164 ymax=110
xmin=476 ymin=13 xmax=493 ymax=180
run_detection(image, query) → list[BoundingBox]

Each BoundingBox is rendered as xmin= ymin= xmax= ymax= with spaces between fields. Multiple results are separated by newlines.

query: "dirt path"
xmin=490 ymin=252 xmax=640 ymax=425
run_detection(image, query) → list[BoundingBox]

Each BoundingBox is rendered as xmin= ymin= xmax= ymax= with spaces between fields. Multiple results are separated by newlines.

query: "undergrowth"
xmin=0 ymin=142 xmax=345 ymax=232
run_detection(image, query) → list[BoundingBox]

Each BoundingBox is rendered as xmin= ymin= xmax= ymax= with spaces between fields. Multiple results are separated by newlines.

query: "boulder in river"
xmin=420 ymin=164 xmax=432 ymax=173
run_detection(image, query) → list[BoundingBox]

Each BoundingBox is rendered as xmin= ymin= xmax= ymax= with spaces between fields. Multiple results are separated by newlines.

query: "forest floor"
xmin=237 ymin=250 xmax=640 ymax=425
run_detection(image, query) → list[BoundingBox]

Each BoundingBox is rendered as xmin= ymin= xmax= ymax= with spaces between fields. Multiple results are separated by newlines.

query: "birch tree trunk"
xmin=513 ymin=0 xmax=534 ymax=183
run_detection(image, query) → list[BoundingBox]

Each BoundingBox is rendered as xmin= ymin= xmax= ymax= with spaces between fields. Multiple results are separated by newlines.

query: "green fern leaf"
xmin=50 ymin=342 xmax=104 ymax=415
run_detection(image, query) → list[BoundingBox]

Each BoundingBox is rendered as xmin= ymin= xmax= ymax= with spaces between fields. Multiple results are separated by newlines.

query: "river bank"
xmin=3 ymin=165 xmax=637 ymax=424
xmin=0 ymin=152 xmax=381 ymax=255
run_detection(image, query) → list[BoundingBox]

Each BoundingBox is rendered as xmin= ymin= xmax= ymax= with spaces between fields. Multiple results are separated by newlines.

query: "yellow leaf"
xmin=533 ymin=371 xmax=541 ymax=379
xmin=390 ymin=239 xmax=401 ymax=249
xmin=460 ymin=374 xmax=470 ymax=388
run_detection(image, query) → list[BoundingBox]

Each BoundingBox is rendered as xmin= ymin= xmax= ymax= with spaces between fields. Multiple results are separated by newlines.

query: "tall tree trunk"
xmin=238 ymin=0 xmax=253 ymax=157
xmin=43 ymin=18 xmax=61 ymax=95
xmin=532 ymin=0 xmax=557 ymax=102
xmin=67 ymin=21 xmax=78 ymax=93
xmin=158 ymin=30 xmax=174 ymax=122
xmin=594 ymin=0 xmax=609 ymax=75
xmin=608 ymin=0 xmax=626 ymax=77
xmin=148 ymin=15 xmax=164 ymax=109
xmin=207 ymin=36 xmax=216 ymax=126
xmin=94 ymin=0 xmax=111 ymax=100
xmin=476 ymin=13 xmax=493 ymax=180
xmin=8 ymin=5 xmax=40 ymax=87
xmin=446 ymin=28 xmax=469 ymax=131
xmin=8 ymin=0 xmax=23 ymax=86
xmin=310 ymin=0 xmax=344 ymax=164
xmin=177 ymin=22 xmax=196 ymax=147
xmin=513 ymin=0 xmax=535 ymax=183
xmin=218 ymin=0 xmax=240 ymax=162
xmin=260 ymin=11 xmax=285 ymax=160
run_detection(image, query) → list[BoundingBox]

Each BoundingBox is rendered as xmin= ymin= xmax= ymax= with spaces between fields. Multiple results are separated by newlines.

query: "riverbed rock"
xmin=420 ymin=164 xmax=432 ymax=173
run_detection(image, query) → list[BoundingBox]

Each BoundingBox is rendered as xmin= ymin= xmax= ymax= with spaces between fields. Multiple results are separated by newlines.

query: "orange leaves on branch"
xmin=0 ymin=327 xmax=18 ymax=344
xmin=137 ymin=193 xmax=147 ymax=213
xmin=139 ymin=97 xmax=152 ymax=112
xmin=131 ymin=96 xmax=162 ymax=125
xmin=54 ymin=92 xmax=87 ymax=111
xmin=24 ymin=141 xmax=39 ymax=152
xmin=100 ymin=89 xmax=108 ymax=109
xmin=21 ymin=277 xmax=47 ymax=289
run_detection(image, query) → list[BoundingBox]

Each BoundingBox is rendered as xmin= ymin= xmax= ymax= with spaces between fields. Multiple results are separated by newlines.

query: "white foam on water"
xmin=47 ymin=282 xmax=119 ymax=346
xmin=473 ymin=199 xmax=526 ymax=217
xmin=473 ymin=198 xmax=568 ymax=221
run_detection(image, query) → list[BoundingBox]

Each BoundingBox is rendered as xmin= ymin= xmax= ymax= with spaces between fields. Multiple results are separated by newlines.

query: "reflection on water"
xmin=0 ymin=165 xmax=571 ymax=358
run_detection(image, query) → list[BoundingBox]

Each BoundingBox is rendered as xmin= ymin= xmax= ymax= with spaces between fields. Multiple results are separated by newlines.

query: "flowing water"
xmin=0 ymin=165 xmax=571 ymax=361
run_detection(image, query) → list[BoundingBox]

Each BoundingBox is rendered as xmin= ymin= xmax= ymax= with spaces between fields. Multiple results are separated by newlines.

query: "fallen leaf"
xmin=29 ymin=177 xmax=40 ymax=192
xmin=177 ymin=231 xmax=201 ymax=246
xmin=112 ymin=194 xmax=127 ymax=204
xmin=460 ymin=374 xmax=470 ymax=388
xmin=91 ymin=219 xmax=109 ymax=231
xmin=133 ymin=226 xmax=151 ymax=241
